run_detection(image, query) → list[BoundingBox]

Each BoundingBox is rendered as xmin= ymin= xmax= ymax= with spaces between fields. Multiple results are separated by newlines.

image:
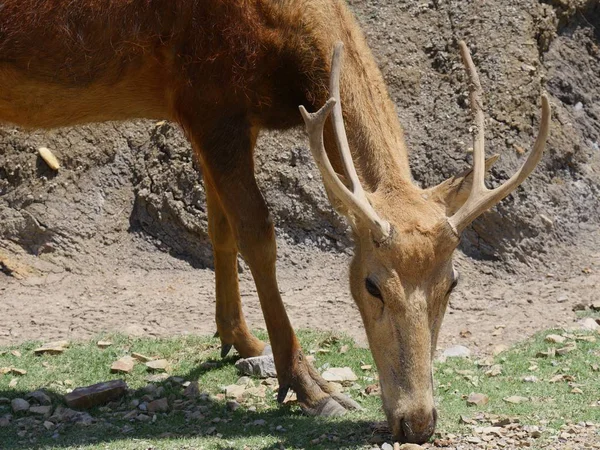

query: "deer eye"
xmin=365 ymin=277 xmax=382 ymax=300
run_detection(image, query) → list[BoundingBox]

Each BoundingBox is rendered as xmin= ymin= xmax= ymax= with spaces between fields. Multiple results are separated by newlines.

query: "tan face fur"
xmin=349 ymin=187 xmax=460 ymax=443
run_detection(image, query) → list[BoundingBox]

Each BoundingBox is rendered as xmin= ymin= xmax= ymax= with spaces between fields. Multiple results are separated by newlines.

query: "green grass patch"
xmin=0 ymin=329 xmax=599 ymax=449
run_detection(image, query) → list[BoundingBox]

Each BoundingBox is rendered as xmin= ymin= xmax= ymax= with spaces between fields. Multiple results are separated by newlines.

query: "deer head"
xmin=300 ymin=41 xmax=550 ymax=443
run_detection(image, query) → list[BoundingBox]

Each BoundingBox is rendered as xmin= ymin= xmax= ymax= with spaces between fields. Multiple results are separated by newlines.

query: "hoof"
xmin=221 ymin=344 xmax=233 ymax=358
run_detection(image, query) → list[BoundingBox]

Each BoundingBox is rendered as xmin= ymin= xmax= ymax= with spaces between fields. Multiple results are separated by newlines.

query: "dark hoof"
xmin=277 ymin=385 xmax=290 ymax=403
xmin=221 ymin=344 xmax=233 ymax=358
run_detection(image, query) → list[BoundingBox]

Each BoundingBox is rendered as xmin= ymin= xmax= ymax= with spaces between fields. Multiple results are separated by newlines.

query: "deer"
xmin=0 ymin=0 xmax=550 ymax=444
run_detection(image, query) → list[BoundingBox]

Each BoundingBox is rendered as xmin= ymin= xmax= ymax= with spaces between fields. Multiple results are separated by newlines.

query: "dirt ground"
xmin=1 ymin=229 xmax=599 ymax=358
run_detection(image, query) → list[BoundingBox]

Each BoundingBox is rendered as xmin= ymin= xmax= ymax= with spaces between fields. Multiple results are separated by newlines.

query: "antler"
xmin=299 ymin=42 xmax=391 ymax=242
xmin=448 ymin=41 xmax=551 ymax=233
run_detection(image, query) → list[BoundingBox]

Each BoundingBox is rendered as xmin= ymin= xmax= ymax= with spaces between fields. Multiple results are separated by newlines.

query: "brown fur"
xmin=1 ymin=0 xmax=491 ymax=444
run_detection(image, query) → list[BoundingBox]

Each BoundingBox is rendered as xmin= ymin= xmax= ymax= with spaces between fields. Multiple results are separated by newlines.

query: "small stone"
xmin=111 ymin=356 xmax=136 ymax=374
xmin=322 ymin=367 xmax=358 ymax=383
xmin=235 ymin=355 xmax=277 ymax=378
xmin=34 ymin=341 xmax=70 ymax=355
xmin=123 ymin=410 xmax=138 ymax=420
xmin=399 ymin=445 xmax=424 ymax=450
xmin=556 ymin=344 xmax=577 ymax=355
xmin=145 ymin=373 xmax=169 ymax=383
xmin=467 ymin=393 xmax=489 ymax=406
xmin=224 ymin=384 xmax=246 ymax=400
xmin=340 ymin=345 xmax=349 ymax=354
xmin=136 ymin=414 xmax=151 ymax=422
xmin=0 ymin=416 xmax=10 ymax=427
xmin=29 ymin=405 xmax=52 ymax=415
xmin=557 ymin=295 xmax=568 ymax=303
xmin=579 ymin=318 xmax=599 ymax=331
xmin=545 ymin=334 xmax=566 ymax=344
xmin=0 ymin=398 xmax=9 ymax=405
xmin=26 ymin=390 xmax=52 ymax=406
xmin=572 ymin=303 xmax=587 ymax=312
xmin=252 ymin=419 xmax=266 ymax=426
xmin=147 ymin=398 xmax=169 ymax=413
xmin=539 ymin=214 xmax=553 ymax=227
xmin=522 ymin=376 xmax=538 ymax=383
xmin=145 ymin=359 xmax=170 ymax=372
xmin=441 ymin=345 xmax=471 ymax=360
xmin=492 ymin=344 xmax=509 ymax=356
xmin=183 ymin=381 xmax=200 ymax=399
xmin=590 ymin=302 xmax=600 ymax=311
xmin=64 ymin=380 xmax=128 ymax=409
xmin=11 ymin=398 xmax=30 ymax=413
xmin=503 ymin=395 xmax=529 ymax=404
xmin=43 ymin=421 xmax=54 ymax=430
xmin=96 ymin=340 xmax=112 ymax=349
xmin=381 ymin=443 xmax=394 ymax=450
xmin=467 ymin=436 xmax=482 ymax=444
xmin=10 ymin=350 xmax=21 ymax=357
xmin=132 ymin=353 xmax=153 ymax=363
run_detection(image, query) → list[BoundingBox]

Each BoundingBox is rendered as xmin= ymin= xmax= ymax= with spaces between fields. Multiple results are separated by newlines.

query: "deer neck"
xmin=321 ymin=41 xmax=412 ymax=194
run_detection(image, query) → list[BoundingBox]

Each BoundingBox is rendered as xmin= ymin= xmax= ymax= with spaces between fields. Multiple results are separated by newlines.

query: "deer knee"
xmin=235 ymin=213 xmax=277 ymax=267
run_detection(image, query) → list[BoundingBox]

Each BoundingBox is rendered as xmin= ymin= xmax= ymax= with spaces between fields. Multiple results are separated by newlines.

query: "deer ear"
xmin=427 ymin=154 xmax=499 ymax=216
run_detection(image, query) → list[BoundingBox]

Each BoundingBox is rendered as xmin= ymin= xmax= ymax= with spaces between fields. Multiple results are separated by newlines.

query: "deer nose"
xmin=399 ymin=408 xmax=437 ymax=444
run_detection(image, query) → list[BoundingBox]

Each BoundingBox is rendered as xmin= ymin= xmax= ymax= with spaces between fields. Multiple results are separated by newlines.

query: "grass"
xmin=0 ymin=326 xmax=599 ymax=449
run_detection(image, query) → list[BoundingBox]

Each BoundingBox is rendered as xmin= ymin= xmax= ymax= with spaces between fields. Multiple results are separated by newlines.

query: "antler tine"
xmin=448 ymin=41 xmax=551 ymax=233
xmin=298 ymin=43 xmax=390 ymax=242
xmin=329 ymin=42 xmax=362 ymax=196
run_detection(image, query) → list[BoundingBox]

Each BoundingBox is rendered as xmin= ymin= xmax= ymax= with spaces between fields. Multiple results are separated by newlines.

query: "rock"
xmin=235 ymin=355 xmax=277 ymax=378
xmin=224 ymin=384 xmax=246 ymax=400
xmin=145 ymin=359 xmax=170 ymax=372
xmin=11 ymin=398 xmax=30 ymax=413
xmin=322 ymin=367 xmax=358 ymax=383
xmin=132 ymin=352 xmax=153 ymax=363
xmin=26 ymin=390 xmax=52 ymax=406
xmin=579 ymin=318 xmax=599 ymax=331
xmin=110 ymin=356 xmax=136 ymax=374
xmin=34 ymin=340 xmax=69 ymax=355
xmin=492 ymin=344 xmax=509 ymax=356
xmin=590 ymin=302 xmax=600 ymax=311
xmin=466 ymin=393 xmax=489 ymax=406
xmin=64 ymin=380 xmax=128 ymax=409
xmin=557 ymin=295 xmax=569 ymax=303
xmin=381 ymin=443 xmax=394 ymax=450
xmin=146 ymin=373 xmax=169 ymax=383
xmin=1 ymin=367 xmax=27 ymax=376
xmin=96 ymin=340 xmax=112 ymax=349
xmin=147 ymin=398 xmax=169 ymax=413
xmin=522 ymin=376 xmax=538 ymax=383
xmin=503 ymin=395 xmax=529 ymax=404
xmin=29 ymin=405 xmax=52 ymax=416
xmin=573 ymin=303 xmax=587 ymax=311
xmin=556 ymin=344 xmax=577 ymax=355
xmin=399 ymin=445 xmax=424 ymax=450
xmin=0 ymin=416 xmax=11 ymax=427
xmin=136 ymin=413 xmax=151 ymax=422
xmin=183 ymin=381 xmax=200 ymax=399
xmin=0 ymin=398 xmax=9 ymax=405
xmin=43 ymin=420 xmax=54 ymax=430
xmin=252 ymin=419 xmax=266 ymax=426
xmin=38 ymin=147 xmax=61 ymax=171
xmin=545 ymin=334 xmax=566 ymax=344
xmin=123 ymin=410 xmax=138 ymax=420
xmin=441 ymin=345 xmax=471 ymax=360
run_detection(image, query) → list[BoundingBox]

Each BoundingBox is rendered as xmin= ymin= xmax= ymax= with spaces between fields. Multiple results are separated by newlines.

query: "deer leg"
xmin=191 ymin=115 xmax=361 ymax=416
xmin=204 ymin=178 xmax=267 ymax=358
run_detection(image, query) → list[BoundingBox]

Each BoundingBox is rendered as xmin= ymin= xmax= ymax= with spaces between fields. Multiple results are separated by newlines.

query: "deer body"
xmin=1 ymin=1 xmax=550 ymax=444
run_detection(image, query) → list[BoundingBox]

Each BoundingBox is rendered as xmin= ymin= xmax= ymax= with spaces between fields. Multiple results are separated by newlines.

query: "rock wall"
xmin=1 ymin=0 xmax=599 ymax=271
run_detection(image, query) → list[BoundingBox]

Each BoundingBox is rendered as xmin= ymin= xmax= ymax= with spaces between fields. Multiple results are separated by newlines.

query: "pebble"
xmin=111 ymin=356 xmax=136 ymax=374
xmin=579 ymin=318 xmax=599 ymax=331
xmin=467 ymin=393 xmax=489 ymax=406
xmin=26 ymin=390 xmax=52 ymax=406
xmin=11 ymin=398 xmax=30 ymax=413
xmin=147 ymin=398 xmax=169 ymax=413
xmin=145 ymin=359 xmax=170 ymax=371
xmin=322 ymin=367 xmax=358 ymax=383
xmin=441 ymin=345 xmax=471 ymax=360
xmin=235 ymin=355 xmax=277 ymax=378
